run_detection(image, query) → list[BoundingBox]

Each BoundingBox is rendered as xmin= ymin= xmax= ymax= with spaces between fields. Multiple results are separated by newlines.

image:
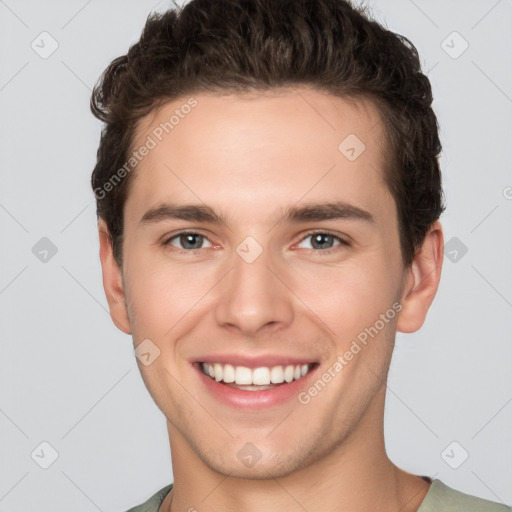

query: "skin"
xmin=98 ymin=87 xmax=443 ymax=512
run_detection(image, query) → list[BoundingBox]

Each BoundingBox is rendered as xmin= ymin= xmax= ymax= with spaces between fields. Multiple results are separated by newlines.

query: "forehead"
xmin=127 ymin=88 xmax=392 ymax=224
xmin=134 ymin=87 xmax=385 ymax=159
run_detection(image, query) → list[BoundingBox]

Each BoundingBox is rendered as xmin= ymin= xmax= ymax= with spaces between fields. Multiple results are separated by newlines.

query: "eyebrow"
xmin=140 ymin=204 xmax=225 ymax=225
xmin=139 ymin=201 xmax=375 ymax=226
xmin=281 ymin=202 xmax=375 ymax=224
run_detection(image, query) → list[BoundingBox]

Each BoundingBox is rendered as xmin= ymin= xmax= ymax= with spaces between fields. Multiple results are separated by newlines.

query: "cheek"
xmin=122 ymin=231 xmax=403 ymax=346
xmin=124 ymin=255 xmax=211 ymax=341
xmin=289 ymin=255 xmax=401 ymax=341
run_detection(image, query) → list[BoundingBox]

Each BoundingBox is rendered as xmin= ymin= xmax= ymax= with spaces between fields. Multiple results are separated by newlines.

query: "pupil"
xmin=312 ymin=234 xmax=332 ymax=249
xmin=181 ymin=233 xmax=202 ymax=249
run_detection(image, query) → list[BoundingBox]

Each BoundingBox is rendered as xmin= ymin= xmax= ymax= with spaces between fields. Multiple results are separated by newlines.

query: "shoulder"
xmin=418 ymin=480 xmax=511 ymax=512
xmin=124 ymin=484 xmax=173 ymax=512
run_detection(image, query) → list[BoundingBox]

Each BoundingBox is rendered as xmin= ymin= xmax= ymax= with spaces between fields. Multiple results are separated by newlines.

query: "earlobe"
xmin=396 ymin=221 xmax=444 ymax=333
xmin=98 ymin=219 xmax=132 ymax=335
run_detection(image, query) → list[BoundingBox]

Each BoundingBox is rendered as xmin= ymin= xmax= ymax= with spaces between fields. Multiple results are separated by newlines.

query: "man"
xmin=90 ymin=0 xmax=510 ymax=510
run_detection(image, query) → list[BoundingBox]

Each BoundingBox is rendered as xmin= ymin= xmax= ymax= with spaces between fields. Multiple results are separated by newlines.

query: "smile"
xmin=200 ymin=362 xmax=315 ymax=390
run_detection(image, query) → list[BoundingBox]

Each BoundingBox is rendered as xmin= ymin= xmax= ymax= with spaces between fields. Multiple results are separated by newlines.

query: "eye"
xmin=165 ymin=232 xmax=213 ymax=251
xmin=297 ymin=232 xmax=348 ymax=251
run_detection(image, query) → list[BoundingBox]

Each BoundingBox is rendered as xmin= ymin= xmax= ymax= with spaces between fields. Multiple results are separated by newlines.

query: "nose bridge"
xmin=214 ymin=238 xmax=293 ymax=335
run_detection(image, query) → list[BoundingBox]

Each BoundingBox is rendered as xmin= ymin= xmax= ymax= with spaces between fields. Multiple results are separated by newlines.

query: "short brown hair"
xmin=91 ymin=0 xmax=444 ymax=267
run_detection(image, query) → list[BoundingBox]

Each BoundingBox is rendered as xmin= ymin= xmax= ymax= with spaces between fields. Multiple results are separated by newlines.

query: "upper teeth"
xmin=201 ymin=363 xmax=311 ymax=385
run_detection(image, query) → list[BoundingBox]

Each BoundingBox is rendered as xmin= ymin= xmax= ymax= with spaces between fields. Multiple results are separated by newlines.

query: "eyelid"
xmin=295 ymin=229 xmax=351 ymax=248
xmin=161 ymin=229 xmax=350 ymax=253
xmin=162 ymin=230 xmax=216 ymax=250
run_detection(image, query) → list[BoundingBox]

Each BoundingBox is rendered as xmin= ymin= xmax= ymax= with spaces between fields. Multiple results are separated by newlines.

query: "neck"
xmin=163 ymin=388 xmax=430 ymax=512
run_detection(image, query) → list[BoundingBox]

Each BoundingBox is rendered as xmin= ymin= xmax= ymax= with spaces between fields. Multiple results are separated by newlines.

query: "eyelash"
xmin=162 ymin=230 xmax=350 ymax=255
xmin=162 ymin=231 xmax=214 ymax=255
xmin=298 ymin=230 xmax=351 ymax=254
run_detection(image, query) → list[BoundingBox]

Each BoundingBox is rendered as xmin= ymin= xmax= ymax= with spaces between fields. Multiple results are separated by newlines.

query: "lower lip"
xmin=195 ymin=364 xmax=317 ymax=410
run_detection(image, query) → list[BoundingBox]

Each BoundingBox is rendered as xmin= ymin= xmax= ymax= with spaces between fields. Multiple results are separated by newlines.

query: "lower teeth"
xmin=226 ymin=383 xmax=276 ymax=391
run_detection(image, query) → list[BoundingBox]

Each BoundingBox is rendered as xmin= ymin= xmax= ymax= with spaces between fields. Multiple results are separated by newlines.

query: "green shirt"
xmin=125 ymin=479 xmax=511 ymax=512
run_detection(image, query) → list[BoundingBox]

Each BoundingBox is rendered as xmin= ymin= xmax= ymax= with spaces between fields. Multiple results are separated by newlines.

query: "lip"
xmin=194 ymin=361 xmax=319 ymax=410
xmin=194 ymin=353 xmax=316 ymax=369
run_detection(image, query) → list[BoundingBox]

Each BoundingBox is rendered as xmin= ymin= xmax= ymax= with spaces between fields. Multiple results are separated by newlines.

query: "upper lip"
xmin=194 ymin=354 xmax=318 ymax=368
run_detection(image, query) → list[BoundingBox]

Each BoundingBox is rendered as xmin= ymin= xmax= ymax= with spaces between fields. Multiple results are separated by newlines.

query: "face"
xmin=100 ymin=87 xmax=438 ymax=478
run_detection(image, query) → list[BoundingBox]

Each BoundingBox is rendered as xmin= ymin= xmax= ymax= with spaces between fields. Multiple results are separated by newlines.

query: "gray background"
xmin=0 ymin=0 xmax=511 ymax=510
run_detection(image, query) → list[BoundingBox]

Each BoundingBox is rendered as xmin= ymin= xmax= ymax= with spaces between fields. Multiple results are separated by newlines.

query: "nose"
xmin=214 ymin=243 xmax=294 ymax=337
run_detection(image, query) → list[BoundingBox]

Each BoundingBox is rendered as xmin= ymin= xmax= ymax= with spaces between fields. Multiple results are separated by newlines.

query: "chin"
xmin=192 ymin=437 xmax=320 ymax=481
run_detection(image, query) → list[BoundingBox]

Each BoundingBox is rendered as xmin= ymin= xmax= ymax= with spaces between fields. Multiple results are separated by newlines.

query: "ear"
xmin=396 ymin=221 xmax=444 ymax=333
xmin=98 ymin=219 xmax=132 ymax=334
